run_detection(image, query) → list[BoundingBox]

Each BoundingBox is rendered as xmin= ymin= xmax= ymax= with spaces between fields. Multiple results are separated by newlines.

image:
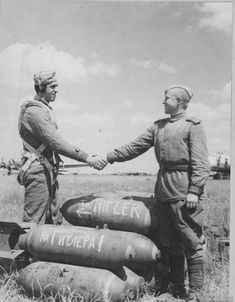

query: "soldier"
xmin=18 ymin=71 xmax=106 ymax=225
xmin=106 ymin=85 xmax=210 ymax=302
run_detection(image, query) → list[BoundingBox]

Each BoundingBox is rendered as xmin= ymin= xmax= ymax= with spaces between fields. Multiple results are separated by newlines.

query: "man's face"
xmin=163 ymin=90 xmax=179 ymax=115
xmin=44 ymin=81 xmax=58 ymax=103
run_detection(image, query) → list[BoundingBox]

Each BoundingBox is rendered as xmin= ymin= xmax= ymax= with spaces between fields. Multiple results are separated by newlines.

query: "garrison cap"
xmin=33 ymin=71 xmax=57 ymax=86
xmin=166 ymin=85 xmax=193 ymax=100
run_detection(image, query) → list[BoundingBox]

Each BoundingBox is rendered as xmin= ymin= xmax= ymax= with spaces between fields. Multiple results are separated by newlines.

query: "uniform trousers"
xmin=155 ymin=199 xmax=204 ymax=295
xmin=22 ymin=161 xmax=63 ymax=225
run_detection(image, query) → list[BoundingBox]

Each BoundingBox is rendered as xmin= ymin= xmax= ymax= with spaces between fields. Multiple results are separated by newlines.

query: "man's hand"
xmin=186 ymin=193 xmax=199 ymax=208
xmin=86 ymin=155 xmax=107 ymax=170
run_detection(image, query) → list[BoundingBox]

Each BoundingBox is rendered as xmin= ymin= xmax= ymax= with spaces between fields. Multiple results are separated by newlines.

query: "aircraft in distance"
xmin=208 ymin=153 xmax=230 ymax=180
xmin=0 ymin=158 xmax=90 ymax=176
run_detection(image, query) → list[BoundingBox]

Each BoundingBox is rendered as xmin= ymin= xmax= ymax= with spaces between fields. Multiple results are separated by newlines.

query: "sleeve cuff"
xmin=188 ymin=185 xmax=203 ymax=196
xmin=107 ymin=152 xmax=115 ymax=164
xmin=75 ymin=148 xmax=89 ymax=163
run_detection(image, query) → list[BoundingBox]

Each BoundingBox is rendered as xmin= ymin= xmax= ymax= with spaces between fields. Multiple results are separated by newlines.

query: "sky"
xmin=0 ymin=0 xmax=232 ymax=174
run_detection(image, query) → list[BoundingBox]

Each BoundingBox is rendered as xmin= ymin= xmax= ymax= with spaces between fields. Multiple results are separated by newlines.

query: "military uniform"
xmin=107 ymin=111 xmax=210 ymax=298
xmin=18 ymin=96 xmax=88 ymax=225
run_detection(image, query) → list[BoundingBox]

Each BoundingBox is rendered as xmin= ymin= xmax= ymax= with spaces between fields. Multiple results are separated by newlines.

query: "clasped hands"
xmin=86 ymin=155 xmax=107 ymax=170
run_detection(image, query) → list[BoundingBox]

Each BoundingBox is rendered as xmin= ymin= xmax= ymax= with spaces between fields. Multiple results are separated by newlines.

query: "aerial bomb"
xmin=18 ymin=224 xmax=160 ymax=270
xmin=18 ymin=261 xmax=144 ymax=301
xmin=60 ymin=195 xmax=158 ymax=235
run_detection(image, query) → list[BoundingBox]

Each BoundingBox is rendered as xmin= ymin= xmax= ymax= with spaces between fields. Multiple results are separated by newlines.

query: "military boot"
xmin=185 ymin=289 xmax=201 ymax=302
xmin=168 ymin=252 xmax=187 ymax=300
xmin=156 ymin=292 xmax=184 ymax=302
xmin=187 ymin=257 xmax=204 ymax=290
xmin=168 ymin=283 xmax=188 ymax=300
xmin=186 ymin=257 xmax=203 ymax=302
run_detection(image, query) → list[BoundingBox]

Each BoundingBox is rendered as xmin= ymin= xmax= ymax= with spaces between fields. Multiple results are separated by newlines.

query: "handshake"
xmin=86 ymin=155 xmax=108 ymax=171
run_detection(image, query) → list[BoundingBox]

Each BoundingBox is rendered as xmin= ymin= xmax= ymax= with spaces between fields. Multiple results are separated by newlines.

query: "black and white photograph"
xmin=0 ymin=1 xmax=232 ymax=302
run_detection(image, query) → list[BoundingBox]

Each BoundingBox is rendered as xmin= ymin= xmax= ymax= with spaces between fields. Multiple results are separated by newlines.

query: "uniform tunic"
xmin=18 ymin=97 xmax=88 ymax=224
xmin=107 ymin=111 xmax=210 ymax=279
xmin=107 ymin=112 xmax=210 ymax=202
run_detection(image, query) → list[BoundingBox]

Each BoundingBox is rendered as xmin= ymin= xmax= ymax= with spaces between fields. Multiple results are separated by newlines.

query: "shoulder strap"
xmin=21 ymin=138 xmax=47 ymax=159
xmin=154 ymin=117 xmax=169 ymax=124
xmin=19 ymin=100 xmax=61 ymax=168
xmin=18 ymin=100 xmax=46 ymax=136
xmin=154 ymin=118 xmax=169 ymax=129
xmin=18 ymin=102 xmax=29 ymax=137
xmin=186 ymin=117 xmax=201 ymax=125
xmin=18 ymin=100 xmax=48 ymax=157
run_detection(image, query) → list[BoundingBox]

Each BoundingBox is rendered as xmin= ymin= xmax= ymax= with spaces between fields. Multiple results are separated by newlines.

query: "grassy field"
xmin=0 ymin=174 xmax=230 ymax=302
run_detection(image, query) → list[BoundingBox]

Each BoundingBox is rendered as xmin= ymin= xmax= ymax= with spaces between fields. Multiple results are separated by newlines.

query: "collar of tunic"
xmin=33 ymin=95 xmax=57 ymax=127
xmin=34 ymin=95 xmax=53 ymax=110
xmin=170 ymin=111 xmax=186 ymax=122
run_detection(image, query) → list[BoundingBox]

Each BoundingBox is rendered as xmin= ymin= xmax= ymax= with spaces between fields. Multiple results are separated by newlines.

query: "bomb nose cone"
xmin=152 ymin=245 xmax=161 ymax=261
xmin=18 ymin=233 xmax=27 ymax=250
xmin=125 ymin=234 xmax=160 ymax=270
xmin=60 ymin=196 xmax=96 ymax=214
xmin=60 ymin=195 xmax=157 ymax=236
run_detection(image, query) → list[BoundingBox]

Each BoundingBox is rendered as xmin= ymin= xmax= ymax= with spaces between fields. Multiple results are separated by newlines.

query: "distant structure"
xmin=208 ymin=153 xmax=230 ymax=180
xmin=0 ymin=158 xmax=20 ymax=176
xmin=0 ymin=157 xmax=6 ymax=175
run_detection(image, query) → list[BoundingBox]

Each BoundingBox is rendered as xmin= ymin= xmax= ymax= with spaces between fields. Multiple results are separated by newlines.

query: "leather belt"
xmin=160 ymin=164 xmax=189 ymax=171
